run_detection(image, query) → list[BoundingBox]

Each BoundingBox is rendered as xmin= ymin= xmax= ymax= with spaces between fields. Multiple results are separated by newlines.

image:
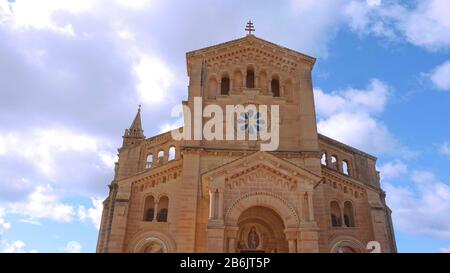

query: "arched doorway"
xmin=329 ymin=237 xmax=366 ymax=253
xmin=236 ymin=206 xmax=288 ymax=253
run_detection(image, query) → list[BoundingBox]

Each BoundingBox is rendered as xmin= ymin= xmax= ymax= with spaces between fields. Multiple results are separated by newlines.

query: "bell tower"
xmin=122 ymin=105 xmax=145 ymax=147
xmin=184 ymin=27 xmax=320 ymax=152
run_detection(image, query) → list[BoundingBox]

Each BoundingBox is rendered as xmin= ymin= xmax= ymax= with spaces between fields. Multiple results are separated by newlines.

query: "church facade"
xmin=96 ymin=34 xmax=397 ymax=253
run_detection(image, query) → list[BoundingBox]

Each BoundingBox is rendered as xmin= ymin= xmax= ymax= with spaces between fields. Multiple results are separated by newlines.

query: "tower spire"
xmin=122 ymin=105 xmax=145 ymax=147
xmin=129 ymin=104 xmax=143 ymax=136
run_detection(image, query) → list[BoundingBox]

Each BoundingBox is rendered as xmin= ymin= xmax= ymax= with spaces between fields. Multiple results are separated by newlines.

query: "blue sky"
xmin=0 ymin=0 xmax=449 ymax=253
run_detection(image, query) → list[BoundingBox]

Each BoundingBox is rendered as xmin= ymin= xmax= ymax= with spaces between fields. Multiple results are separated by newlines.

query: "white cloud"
xmin=289 ymin=0 xmax=346 ymax=56
xmin=366 ymin=0 xmax=381 ymax=7
xmin=430 ymin=61 xmax=450 ymax=91
xmin=379 ymin=160 xmax=408 ymax=181
xmin=0 ymin=0 xmax=92 ymax=34
xmin=0 ymin=208 xmax=11 ymax=234
xmin=7 ymin=185 xmax=75 ymax=223
xmin=344 ymin=0 xmax=450 ymax=51
xmin=0 ymin=127 xmax=117 ymax=199
xmin=19 ymin=219 xmax=42 ymax=226
xmin=0 ymin=239 xmax=38 ymax=253
xmin=439 ymin=142 xmax=450 ymax=157
xmin=315 ymin=79 xmax=389 ymax=116
xmin=78 ymin=198 xmax=103 ymax=229
xmin=401 ymin=0 xmax=450 ymax=51
xmin=314 ymin=79 xmax=414 ymax=158
xmin=0 ymin=127 xmax=109 ymax=177
xmin=158 ymin=104 xmax=184 ymax=134
xmin=386 ymin=170 xmax=450 ymax=239
xmin=133 ymin=53 xmax=174 ymax=104
xmin=1 ymin=240 xmax=26 ymax=253
xmin=60 ymin=241 xmax=82 ymax=253
xmin=115 ymin=0 xmax=152 ymax=9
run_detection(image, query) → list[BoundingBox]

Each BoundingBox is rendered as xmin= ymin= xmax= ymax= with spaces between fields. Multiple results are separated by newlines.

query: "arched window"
xmin=157 ymin=196 xmax=169 ymax=222
xmin=321 ymin=153 xmax=327 ymax=165
xmin=168 ymin=146 xmax=176 ymax=161
xmin=143 ymin=195 xmax=155 ymax=221
xmin=271 ymin=78 xmax=280 ymax=97
xmin=221 ymin=76 xmax=230 ymax=95
xmin=343 ymin=201 xmax=355 ymax=227
xmin=330 ymin=201 xmax=342 ymax=227
xmin=157 ymin=150 xmax=164 ymax=165
xmin=246 ymin=68 xmax=255 ymax=88
xmin=342 ymin=160 xmax=349 ymax=175
xmin=146 ymin=154 xmax=153 ymax=169
xmin=331 ymin=156 xmax=338 ymax=170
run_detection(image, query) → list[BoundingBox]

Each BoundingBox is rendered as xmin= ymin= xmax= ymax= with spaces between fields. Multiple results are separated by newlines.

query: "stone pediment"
xmin=186 ymin=35 xmax=316 ymax=76
xmin=201 ymin=151 xmax=321 ymax=198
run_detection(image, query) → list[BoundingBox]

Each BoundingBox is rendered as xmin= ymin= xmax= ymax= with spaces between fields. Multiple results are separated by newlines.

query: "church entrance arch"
xmin=236 ymin=206 xmax=288 ymax=253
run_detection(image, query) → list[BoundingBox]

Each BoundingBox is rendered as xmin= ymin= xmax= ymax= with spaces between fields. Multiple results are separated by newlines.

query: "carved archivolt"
xmin=128 ymin=230 xmax=176 ymax=253
xmin=225 ymin=191 xmax=300 ymax=227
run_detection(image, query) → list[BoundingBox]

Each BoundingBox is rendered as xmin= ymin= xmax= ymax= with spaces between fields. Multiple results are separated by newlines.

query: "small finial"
xmin=245 ymin=19 xmax=255 ymax=35
xmin=138 ymin=104 xmax=141 ymax=111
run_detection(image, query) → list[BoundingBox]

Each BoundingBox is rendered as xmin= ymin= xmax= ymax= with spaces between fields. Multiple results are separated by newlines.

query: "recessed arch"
xmin=246 ymin=66 xmax=255 ymax=88
xmin=207 ymin=76 xmax=218 ymax=98
xmin=146 ymin=154 xmax=153 ymax=169
xmin=130 ymin=230 xmax=176 ymax=253
xmin=258 ymin=70 xmax=268 ymax=91
xmin=329 ymin=236 xmax=366 ymax=253
xmin=220 ymin=75 xmax=230 ymax=95
xmin=271 ymin=76 xmax=280 ymax=97
xmin=233 ymin=69 xmax=243 ymax=89
xmin=225 ymin=191 xmax=300 ymax=228
xmin=157 ymin=150 xmax=164 ymax=165
xmin=321 ymin=153 xmax=327 ymax=165
xmin=342 ymin=160 xmax=349 ymax=175
xmin=330 ymin=155 xmax=338 ymax=170
xmin=143 ymin=195 xmax=155 ymax=221
xmin=157 ymin=196 xmax=169 ymax=222
xmin=343 ymin=201 xmax=355 ymax=227
xmin=168 ymin=146 xmax=176 ymax=161
xmin=236 ymin=206 xmax=288 ymax=253
xmin=330 ymin=201 xmax=342 ymax=227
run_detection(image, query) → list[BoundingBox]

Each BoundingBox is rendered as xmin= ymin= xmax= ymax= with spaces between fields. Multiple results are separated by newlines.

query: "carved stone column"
xmin=308 ymin=192 xmax=314 ymax=221
xmin=228 ymin=238 xmax=236 ymax=253
xmin=218 ymin=189 xmax=224 ymax=220
xmin=209 ymin=190 xmax=216 ymax=219
xmin=302 ymin=192 xmax=309 ymax=221
xmin=217 ymin=80 xmax=221 ymax=95
xmin=288 ymin=240 xmax=297 ymax=253
xmin=153 ymin=199 xmax=158 ymax=221
xmin=285 ymin=228 xmax=298 ymax=253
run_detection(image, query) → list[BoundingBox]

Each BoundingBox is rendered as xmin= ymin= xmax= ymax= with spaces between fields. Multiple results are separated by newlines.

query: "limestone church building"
xmin=96 ymin=31 xmax=397 ymax=253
